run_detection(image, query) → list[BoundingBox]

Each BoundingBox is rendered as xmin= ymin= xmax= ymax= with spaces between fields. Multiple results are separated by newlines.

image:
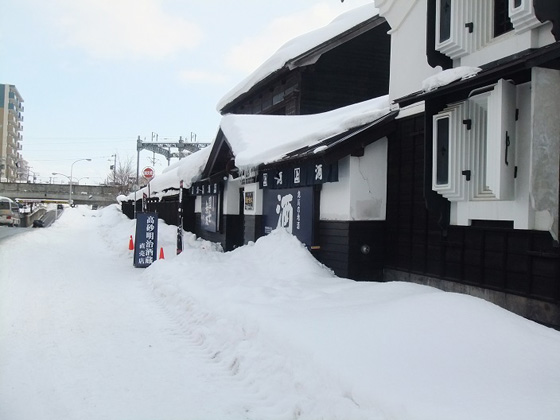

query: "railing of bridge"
xmin=0 ymin=182 xmax=120 ymax=205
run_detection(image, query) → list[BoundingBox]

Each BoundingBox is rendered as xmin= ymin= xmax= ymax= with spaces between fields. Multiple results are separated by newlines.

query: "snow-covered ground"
xmin=1 ymin=205 xmax=559 ymax=420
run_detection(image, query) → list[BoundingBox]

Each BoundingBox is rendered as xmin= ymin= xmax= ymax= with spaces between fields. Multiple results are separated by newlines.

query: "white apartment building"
xmin=0 ymin=84 xmax=24 ymax=182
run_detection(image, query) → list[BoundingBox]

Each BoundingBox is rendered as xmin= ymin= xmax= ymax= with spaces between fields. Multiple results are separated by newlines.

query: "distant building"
xmin=0 ymin=84 xmax=24 ymax=182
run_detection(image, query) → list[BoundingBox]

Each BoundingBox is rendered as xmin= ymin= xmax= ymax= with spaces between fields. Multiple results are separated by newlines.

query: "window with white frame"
xmin=432 ymin=101 xmax=469 ymax=201
xmin=432 ymin=79 xmax=518 ymax=202
xmin=508 ymin=0 xmax=541 ymax=33
xmin=435 ymin=0 xmax=539 ymax=59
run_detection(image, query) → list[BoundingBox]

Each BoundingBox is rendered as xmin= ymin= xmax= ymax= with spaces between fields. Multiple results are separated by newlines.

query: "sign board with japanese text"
xmin=244 ymin=191 xmax=254 ymax=211
xmin=189 ymin=181 xmax=221 ymax=196
xmin=260 ymin=161 xmax=338 ymax=190
xmin=133 ymin=212 xmax=158 ymax=268
xmin=263 ymin=186 xmax=314 ymax=246
xmin=201 ymin=194 xmax=219 ymax=232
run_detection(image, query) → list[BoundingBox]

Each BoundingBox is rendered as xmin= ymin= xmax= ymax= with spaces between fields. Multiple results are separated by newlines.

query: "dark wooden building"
xmin=218 ymin=13 xmax=390 ymax=116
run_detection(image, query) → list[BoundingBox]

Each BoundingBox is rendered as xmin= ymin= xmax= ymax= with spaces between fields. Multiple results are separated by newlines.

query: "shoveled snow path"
xmin=0 ymin=214 xmax=289 ymax=420
xmin=0 ymin=209 xmax=374 ymax=420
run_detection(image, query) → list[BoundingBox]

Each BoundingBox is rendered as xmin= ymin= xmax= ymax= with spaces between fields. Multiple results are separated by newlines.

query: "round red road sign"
xmin=142 ymin=167 xmax=154 ymax=180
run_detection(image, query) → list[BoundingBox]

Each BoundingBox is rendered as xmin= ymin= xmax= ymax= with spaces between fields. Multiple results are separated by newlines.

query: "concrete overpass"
xmin=0 ymin=182 xmax=120 ymax=207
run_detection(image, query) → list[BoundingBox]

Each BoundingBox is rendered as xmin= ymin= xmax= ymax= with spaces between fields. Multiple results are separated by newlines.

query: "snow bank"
xmin=3 ymin=205 xmax=559 ymax=420
xmin=137 ymin=209 xmax=560 ymax=420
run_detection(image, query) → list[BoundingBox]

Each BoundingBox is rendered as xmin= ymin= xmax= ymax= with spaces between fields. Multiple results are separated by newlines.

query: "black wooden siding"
xmin=121 ymin=193 xmax=196 ymax=233
xmin=300 ymin=22 xmax=391 ymax=115
xmin=121 ymin=201 xmax=134 ymax=219
xmin=243 ymin=215 xmax=264 ymax=245
xmin=317 ymin=220 xmax=385 ymax=281
xmin=223 ymin=21 xmax=390 ymax=117
xmin=386 ymin=115 xmax=560 ymax=303
xmin=228 ymin=73 xmax=301 ymax=116
xmin=194 ymin=214 xmax=244 ymax=252
xmin=146 ymin=198 xmax=177 ymax=227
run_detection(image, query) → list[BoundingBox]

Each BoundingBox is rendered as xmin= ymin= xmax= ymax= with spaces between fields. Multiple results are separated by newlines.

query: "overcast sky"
xmin=0 ymin=0 xmax=371 ymax=184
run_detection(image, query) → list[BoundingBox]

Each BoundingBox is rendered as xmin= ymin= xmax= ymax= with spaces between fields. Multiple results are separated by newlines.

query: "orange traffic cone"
xmin=129 ymin=235 xmax=134 ymax=250
xmin=159 ymin=247 xmax=165 ymax=260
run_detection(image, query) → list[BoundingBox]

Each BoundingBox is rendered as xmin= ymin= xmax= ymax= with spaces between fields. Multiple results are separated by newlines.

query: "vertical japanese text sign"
xmin=133 ymin=212 xmax=158 ymax=268
xmin=263 ymin=187 xmax=313 ymax=246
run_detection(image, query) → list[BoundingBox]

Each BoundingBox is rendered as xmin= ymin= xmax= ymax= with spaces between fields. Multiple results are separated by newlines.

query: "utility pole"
xmin=136 ymin=135 xmax=210 ymax=169
xmin=110 ymin=154 xmax=117 ymax=185
xmin=151 ymin=132 xmax=158 ymax=166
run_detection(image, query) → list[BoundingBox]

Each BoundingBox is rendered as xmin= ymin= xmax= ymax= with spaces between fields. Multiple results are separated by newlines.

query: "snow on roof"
xmin=121 ymin=96 xmax=391 ymax=203
xmin=220 ymin=95 xmax=391 ymax=169
xmin=421 ymin=66 xmax=482 ymax=92
xmin=123 ymin=145 xmax=212 ymax=201
xmin=216 ymin=3 xmax=380 ymax=112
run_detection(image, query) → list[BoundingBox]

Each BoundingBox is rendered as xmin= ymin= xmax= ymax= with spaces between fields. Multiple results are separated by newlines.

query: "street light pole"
xmin=52 ymin=172 xmax=72 ymax=207
xmin=69 ymin=158 xmax=91 ymax=206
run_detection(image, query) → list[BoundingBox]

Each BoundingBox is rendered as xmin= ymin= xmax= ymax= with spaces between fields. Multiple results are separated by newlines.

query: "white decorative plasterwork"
xmin=435 ymin=0 xmax=493 ymax=59
xmin=375 ymin=0 xmax=417 ymax=33
xmin=432 ymin=79 xmax=518 ymax=203
xmin=509 ymin=0 xmax=541 ymax=34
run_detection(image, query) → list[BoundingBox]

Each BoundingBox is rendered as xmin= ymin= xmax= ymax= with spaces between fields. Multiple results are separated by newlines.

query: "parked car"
xmin=32 ymin=219 xmax=45 ymax=228
xmin=0 ymin=196 xmax=21 ymax=227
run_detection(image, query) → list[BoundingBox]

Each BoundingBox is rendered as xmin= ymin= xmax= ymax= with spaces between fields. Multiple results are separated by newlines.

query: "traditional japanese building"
xmin=123 ymin=4 xmax=391 ymax=257
xmin=186 ymin=4 xmax=394 ymax=260
xmin=376 ymin=0 xmax=560 ymax=326
xmin=121 ymin=1 xmax=560 ymax=327
xmin=196 ymin=97 xmax=396 ymax=279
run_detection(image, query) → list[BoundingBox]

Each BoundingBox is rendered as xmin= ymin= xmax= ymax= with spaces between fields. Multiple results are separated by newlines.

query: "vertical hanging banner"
xmin=263 ymin=186 xmax=314 ymax=246
xmin=201 ymin=194 xmax=219 ymax=232
xmin=177 ymin=180 xmax=184 ymax=254
xmin=133 ymin=212 xmax=158 ymax=268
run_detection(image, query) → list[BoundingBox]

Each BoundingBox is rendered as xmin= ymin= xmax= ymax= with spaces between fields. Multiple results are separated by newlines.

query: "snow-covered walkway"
xmin=1 ymin=205 xmax=559 ymax=420
xmin=0 ymin=209 xmax=256 ymax=419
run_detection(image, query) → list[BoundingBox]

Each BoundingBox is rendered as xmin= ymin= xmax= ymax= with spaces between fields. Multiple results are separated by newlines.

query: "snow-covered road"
xmin=0 ymin=211 xmax=255 ymax=419
xmin=1 ymin=205 xmax=559 ymax=420
xmin=0 ymin=206 xmax=375 ymax=420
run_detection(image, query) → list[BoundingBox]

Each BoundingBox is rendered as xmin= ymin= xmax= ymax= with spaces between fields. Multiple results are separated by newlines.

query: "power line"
xmin=23 ymin=136 xmax=133 ymax=140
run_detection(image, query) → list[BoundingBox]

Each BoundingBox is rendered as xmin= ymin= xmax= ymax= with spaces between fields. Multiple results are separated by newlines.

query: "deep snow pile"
xmin=1 ymin=205 xmax=560 ymax=420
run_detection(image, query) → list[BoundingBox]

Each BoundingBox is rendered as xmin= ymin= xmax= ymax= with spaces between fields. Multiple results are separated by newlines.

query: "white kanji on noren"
xmin=315 ymin=164 xmax=323 ymax=181
xmin=275 ymin=193 xmax=294 ymax=233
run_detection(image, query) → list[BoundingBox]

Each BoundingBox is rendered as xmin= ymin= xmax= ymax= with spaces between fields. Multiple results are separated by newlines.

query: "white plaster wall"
xmin=222 ymin=178 xmax=241 ymax=215
xmin=515 ymin=82 xmax=535 ymax=226
xmin=320 ymin=138 xmax=388 ymax=221
xmin=320 ymin=157 xmax=351 ymax=219
xmin=194 ymin=196 xmax=201 ymax=213
xmin=459 ymin=23 xmax=555 ymax=68
xmin=378 ymin=0 xmax=441 ymax=101
xmin=349 ymin=138 xmax=388 ymax=220
xmin=531 ymin=67 xmax=560 ymax=241
xmin=242 ymin=182 xmax=263 ymax=216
